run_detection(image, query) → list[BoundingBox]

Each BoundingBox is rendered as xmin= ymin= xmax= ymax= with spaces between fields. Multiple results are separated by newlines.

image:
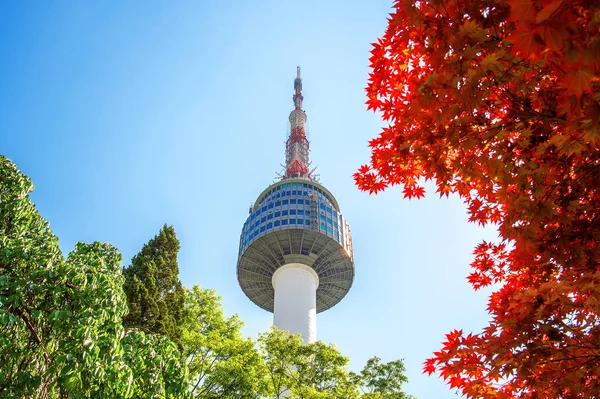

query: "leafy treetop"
xmin=0 ymin=155 xmax=189 ymax=399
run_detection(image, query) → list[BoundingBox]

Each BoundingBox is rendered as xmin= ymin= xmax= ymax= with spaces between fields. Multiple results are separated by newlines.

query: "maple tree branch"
xmin=496 ymin=59 xmax=526 ymax=84
xmin=536 ymin=354 xmax=599 ymax=365
xmin=550 ymin=60 xmax=568 ymax=76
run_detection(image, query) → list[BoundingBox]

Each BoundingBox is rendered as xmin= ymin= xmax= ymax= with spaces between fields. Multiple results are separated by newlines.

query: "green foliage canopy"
xmin=182 ymin=286 xmax=267 ymax=398
xmin=0 ymin=156 xmax=189 ymax=399
xmin=258 ymin=328 xmax=413 ymax=399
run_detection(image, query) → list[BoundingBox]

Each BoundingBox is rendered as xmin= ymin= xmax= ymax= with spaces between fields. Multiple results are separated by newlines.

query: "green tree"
xmin=0 ymin=155 xmax=189 ymax=398
xmin=259 ymin=328 xmax=415 ymax=399
xmin=123 ymin=224 xmax=185 ymax=348
xmin=258 ymin=328 xmax=302 ymax=399
xmin=351 ymin=357 xmax=414 ymax=399
xmin=181 ymin=286 xmax=267 ymax=398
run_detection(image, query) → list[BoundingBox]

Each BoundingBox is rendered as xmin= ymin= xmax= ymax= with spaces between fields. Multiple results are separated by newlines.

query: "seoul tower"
xmin=237 ymin=67 xmax=354 ymax=343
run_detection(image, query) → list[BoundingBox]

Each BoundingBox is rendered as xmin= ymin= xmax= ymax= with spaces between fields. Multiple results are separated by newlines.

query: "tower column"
xmin=272 ymin=263 xmax=319 ymax=343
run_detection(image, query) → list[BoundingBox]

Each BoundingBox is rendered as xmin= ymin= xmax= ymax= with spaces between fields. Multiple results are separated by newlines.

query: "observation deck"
xmin=237 ymin=178 xmax=354 ymax=313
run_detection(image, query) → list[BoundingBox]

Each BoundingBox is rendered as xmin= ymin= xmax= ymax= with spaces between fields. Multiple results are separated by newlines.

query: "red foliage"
xmin=357 ymin=0 xmax=600 ymax=397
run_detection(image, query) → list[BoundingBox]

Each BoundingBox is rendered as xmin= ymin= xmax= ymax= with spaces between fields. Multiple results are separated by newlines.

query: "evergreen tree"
xmin=123 ymin=224 xmax=185 ymax=348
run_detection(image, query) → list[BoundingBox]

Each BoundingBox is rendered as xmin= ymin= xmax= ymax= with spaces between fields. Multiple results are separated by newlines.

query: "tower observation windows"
xmin=239 ymin=180 xmax=351 ymax=255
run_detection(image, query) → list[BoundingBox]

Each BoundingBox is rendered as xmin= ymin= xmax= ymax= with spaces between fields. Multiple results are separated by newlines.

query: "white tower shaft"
xmin=272 ymin=263 xmax=319 ymax=343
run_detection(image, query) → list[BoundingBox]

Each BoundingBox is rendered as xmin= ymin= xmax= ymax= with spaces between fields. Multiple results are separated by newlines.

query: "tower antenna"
xmin=284 ymin=66 xmax=312 ymax=180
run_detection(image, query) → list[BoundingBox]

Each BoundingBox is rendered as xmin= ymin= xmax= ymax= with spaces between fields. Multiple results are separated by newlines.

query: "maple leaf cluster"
xmin=357 ymin=0 xmax=600 ymax=397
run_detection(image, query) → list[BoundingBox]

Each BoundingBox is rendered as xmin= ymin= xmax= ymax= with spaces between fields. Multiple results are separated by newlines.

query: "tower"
xmin=237 ymin=67 xmax=354 ymax=343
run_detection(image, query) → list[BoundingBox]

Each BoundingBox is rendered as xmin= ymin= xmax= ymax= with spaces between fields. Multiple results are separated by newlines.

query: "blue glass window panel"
xmin=281 ymin=191 xmax=286 ymax=197
xmin=282 ymin=220 xmax=288 ymax=225
xmin=290 ymin=199 xmax=297 ymax=204
xmin=267 ymin=214 xmax=273 ymax=220
xmin=260 ymin=226 xmax=266 ymax=232
xmin=305 ymin=220 xmax=311 ymax=225
xmin=320 ymin=222 xmax=326 ymax=231
xmin=286 ymin=191 xmax=291 ymax=195
xmin=282 ymin=199 xmax=289 ymax=205
xmin=267 ymin=222 xmax=273 ymax=229
xmin=304 ymin=191 xmax=308 ymax=196
xmin=290 ymin=209 xmax=296 ymax=215
xmin=276 ymin=193 xmax=280 ymax=198
xmin=268 ymin=203 xmax=274 ymax=209
xmin=333 ymin=210 xmax=338 ymax=218
xmin=261 ymin=216 xmax=267 ymax=223
xmin=334 ymin=231 xmax=339 ymax=239
xmin=305 ymin=211 xmax=310 ymax=216
xmin=327 ymin=226 xmax=333 ymax=233
xmin=327 ymin=217 xmax=332 ymax=224
xmin=298 ymin=199 xmax=304 ymax=204
xmin=303 ymin=183 xmax=308 ymax=188
xmin=274 ymin=211 xmax=281 ymax=217
xmin=254 ymin=229 xmax=258 ymax=236
xmin=320 ymin=214 xmax=326 ymax=221
xmin=320 ymin=203 xmax=326 ymax=210
xmin=292 ymin=190 xmax=297 ymax=195
xmin=297 ymin=210 xmax=304 ymax=215
xmin=262 ymin=206 xmax=267 ymax=213
xmin=275 ymin=201 xmax=281 ymax=206
xmin=326 ymin=206 xmax=332 ymax=213
xmin=274 ymin=220 xmax=281 ymax=227
xmin=282 ymin=210 xmax=288 ymax=216
xmin=297 ymin=219 xmax=303 ymax=224
xmin=334 ymin=222 xmax=338 ymax=230
xmin=290 ymin=219 xmax=296 ymax=224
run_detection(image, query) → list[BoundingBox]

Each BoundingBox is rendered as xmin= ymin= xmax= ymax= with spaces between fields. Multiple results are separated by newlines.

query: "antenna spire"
xmin=285 ymin=66 xmax=311 ymax=180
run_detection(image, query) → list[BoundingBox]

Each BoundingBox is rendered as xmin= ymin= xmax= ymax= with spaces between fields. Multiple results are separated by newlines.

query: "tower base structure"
xmin=272 ymin=263 xmax=319 ymax=343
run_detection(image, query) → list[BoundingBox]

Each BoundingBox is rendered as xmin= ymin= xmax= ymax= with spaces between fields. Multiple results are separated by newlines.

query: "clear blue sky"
xmin=0 ymin=1 xmax=499 ymax=397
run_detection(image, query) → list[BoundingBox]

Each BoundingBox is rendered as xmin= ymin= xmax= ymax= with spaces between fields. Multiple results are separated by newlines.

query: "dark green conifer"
xmin=123 ymin=224 xmax=184 ymax=348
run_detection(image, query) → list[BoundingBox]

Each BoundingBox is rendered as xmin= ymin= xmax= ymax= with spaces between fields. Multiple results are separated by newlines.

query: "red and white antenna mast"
xmin=284 ymin=66 xmax=312 ymax=180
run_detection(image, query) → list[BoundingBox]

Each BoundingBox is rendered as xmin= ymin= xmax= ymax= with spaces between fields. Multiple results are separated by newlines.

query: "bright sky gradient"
xmin=0 ymin=2 xmax=500 ymax=398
